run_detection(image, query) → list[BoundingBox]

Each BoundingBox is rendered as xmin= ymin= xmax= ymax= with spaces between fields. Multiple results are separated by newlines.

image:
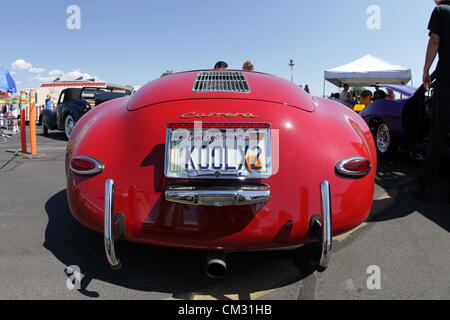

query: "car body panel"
xmin=377 ymin=84 xmax=417 ymax=98
xmin=360 ymin=98 xmax=409 ymax=142
xmin=360 ymin=85 xmax=429 ymax=147
xmin=127 ymin=71 xmax=316 ymax=113
xmin=42 ymin=108 xmax=57 ymax=130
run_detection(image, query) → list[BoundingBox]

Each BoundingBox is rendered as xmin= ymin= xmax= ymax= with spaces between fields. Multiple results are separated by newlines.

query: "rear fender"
xmin=43 ymin=109 xmax=57 ymax=130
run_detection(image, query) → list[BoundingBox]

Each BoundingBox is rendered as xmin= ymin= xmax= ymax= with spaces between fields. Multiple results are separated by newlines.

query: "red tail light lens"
xmin=70 ymin=156 xmax=104 ymax=176
xmin=336 ymin=157 xmax=371 ymax=177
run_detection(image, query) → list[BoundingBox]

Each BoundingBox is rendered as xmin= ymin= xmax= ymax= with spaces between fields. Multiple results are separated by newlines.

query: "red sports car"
xmin=65 ymin=70 xmax=377 ymax=278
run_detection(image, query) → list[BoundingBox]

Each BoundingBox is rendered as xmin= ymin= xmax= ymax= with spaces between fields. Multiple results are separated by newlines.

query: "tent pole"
xmin=323 ymin=78 xmax=326 ymax=98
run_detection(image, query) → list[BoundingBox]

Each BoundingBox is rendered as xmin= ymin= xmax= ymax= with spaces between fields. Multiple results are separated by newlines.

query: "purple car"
xmin=359 ymin=84 xmax=430 ymax=157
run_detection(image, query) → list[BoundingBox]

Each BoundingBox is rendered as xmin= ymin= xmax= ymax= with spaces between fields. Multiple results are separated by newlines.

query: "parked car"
xmin=65 ymin=70 xmax=377 ymax=278
xmin=359 ymin=84 xmax=431 ymax=157
xmin=42 ymin=87 xmax=130 ymax=139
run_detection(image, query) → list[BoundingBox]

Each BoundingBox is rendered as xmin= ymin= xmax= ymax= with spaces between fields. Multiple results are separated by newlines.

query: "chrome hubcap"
xmin=376 ymin=124 xmax=390 ymax=153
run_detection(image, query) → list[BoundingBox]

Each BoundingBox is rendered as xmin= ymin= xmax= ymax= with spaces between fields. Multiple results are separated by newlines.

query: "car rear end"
xmin=66 ymin=71 xmax=376 ymax=274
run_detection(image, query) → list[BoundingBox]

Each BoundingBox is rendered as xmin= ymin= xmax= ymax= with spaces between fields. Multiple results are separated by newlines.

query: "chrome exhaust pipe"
xmin=104 ymin=179 xmax=121 ymax=271
xmin=206 ymin=251 xmax=227 ymax=279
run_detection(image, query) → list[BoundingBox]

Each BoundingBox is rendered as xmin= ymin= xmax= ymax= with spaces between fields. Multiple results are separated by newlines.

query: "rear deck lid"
xmin=127 ymin=70 xmax=316 ymax=112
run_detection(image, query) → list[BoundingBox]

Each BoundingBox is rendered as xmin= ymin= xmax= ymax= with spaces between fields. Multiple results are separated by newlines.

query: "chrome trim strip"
xmin=335 ymin=156 xmax=371 ymax=177
xmin=104 ymin=179 xmax=121 ymax=270
xmin=70 ymin=156 xmax=105 ymax=176
xmin=165 ymin=185 xmax=271 ymax=207
xmin=319 ymin=181 xmax=333 ymax=269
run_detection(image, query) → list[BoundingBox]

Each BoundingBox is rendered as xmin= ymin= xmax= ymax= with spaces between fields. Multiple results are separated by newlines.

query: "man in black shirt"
xmin=413 ymin=0 xmax=450 ymax=201
xmin=373 ymin=85 xmax=388 ymax=101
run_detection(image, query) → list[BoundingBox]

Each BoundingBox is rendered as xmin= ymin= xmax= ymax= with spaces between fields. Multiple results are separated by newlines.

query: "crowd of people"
xmin=0 ymin=94 xmax=55 ymax=134
xmin=329 ymin=84 xmax=396 ymax=109
xmin=214 ymin=60 xmax=254 ymax=71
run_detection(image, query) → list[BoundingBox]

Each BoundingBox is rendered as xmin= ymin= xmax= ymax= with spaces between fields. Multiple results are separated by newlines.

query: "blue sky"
xmin=0 ymin=0 xmax=436 ymax=96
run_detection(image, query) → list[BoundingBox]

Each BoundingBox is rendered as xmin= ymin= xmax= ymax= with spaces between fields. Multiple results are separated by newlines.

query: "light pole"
xmin=289 ymin=59 xmax=295 ymax=83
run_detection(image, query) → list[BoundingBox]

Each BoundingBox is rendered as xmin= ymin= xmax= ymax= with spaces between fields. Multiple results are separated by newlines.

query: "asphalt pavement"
xmin=0 ymin=127 xmax=449 ymax=300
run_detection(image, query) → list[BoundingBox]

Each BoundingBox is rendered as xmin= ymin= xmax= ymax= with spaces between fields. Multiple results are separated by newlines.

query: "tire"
xmin=64 ymin=114 xmax=76 ymax=140
xmin=43 ymin=124 xmax=48 ymax=136
xmin=375 ymin=122 xmax=397 ymax=158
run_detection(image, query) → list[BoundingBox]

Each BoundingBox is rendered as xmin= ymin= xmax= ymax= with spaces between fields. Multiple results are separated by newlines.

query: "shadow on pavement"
xmin=38 ymin=131 xmax=67 ymax=142
xmin=44 ymin=190 xmax=320 ymax=299
xmin=369 ymin=156 xmax=450 ymax=234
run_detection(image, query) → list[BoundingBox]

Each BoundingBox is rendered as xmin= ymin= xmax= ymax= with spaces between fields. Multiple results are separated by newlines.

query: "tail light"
xmin=336 ymin=157 xmax=371 ymax=177
xmin=70 ymin=156 xmax=104 ymax=176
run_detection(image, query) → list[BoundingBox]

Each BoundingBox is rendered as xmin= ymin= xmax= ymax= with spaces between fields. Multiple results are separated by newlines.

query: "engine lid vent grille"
xmin=193 ymin=71 xmax=250 ymax=93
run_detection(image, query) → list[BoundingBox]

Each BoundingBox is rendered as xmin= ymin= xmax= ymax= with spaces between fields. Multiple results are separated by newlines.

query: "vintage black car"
xmin=42 ymin=87 xmax=130 ymax=139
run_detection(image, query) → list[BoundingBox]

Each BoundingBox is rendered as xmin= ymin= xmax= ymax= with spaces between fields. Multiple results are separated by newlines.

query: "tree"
xmin=350 ymin=87 xmax=364 ymax=97
xmin=161 ymin=70 xmax=174 ymax=77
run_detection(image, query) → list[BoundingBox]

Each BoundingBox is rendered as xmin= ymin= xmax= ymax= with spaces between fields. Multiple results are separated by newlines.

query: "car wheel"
xmin=43 ymin=123 xmax=48 ymax=136
xmin=375 ymin=122 xmax=397 ymax=157
xmin=64 ymin=115 xmax=76 ymax=140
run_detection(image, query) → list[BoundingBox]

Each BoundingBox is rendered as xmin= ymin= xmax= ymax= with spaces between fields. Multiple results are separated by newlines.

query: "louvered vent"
xmin=193 ymin=71 xmax=250 ymax=93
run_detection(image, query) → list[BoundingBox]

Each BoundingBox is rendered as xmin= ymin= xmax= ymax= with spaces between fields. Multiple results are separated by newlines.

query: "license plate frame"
xmin=164 ymin=123 xmax=272 ymax=179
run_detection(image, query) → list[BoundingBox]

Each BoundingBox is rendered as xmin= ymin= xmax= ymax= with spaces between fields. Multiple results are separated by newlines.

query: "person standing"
xmin=359 ymin=90 xmax=373 ymax=107
xmin=387 ymin=89 xmax=396 ymax=100
xmin=9 ymin=103 xmax=19 ymax=133
xmin=214 ymin=61 xmax=228 ymax=70
xmin=413 ymin=0 xmax=450 ymax=201
xmin=45 ymin=95 xmax=53 ymax=110
xmin=373 ymin=85 xmax=388 ymax=100
xmin=341 ymin=84 xmax=353 ymax=107
xmin=242 ymin=60 xmax=254 ymax=71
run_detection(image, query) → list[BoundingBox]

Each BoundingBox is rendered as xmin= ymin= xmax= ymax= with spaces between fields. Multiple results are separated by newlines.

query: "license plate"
xmin=165 ymin=123 xmax=272 ymax=179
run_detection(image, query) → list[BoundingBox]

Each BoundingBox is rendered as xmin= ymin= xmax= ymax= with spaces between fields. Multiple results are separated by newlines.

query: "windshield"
xmin=82 ymin=89 xmax=127 ymax=106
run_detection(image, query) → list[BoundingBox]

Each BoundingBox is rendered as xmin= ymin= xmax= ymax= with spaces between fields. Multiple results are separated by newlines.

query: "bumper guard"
xmin=318 ymin=181 xmax=333 ymax=269
xmin=104 ymin=179 xmax=121 ymax=270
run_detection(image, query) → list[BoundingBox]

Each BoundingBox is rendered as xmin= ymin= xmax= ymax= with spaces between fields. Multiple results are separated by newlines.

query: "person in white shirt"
xmin=9 ymin=104 xmax=19 ymax=133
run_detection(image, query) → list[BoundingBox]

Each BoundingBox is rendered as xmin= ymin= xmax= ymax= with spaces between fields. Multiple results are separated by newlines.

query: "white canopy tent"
xmin=324 ymin=55 xmax=412 ymax=95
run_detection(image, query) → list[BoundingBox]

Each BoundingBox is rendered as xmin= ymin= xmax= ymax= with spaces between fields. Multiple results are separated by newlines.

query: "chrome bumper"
xmin=104 ymin=179 xmax=121 ymax=270
xmin=165 ymin=185 xmax=271 ymax=207
xmin=102 ymin=180 xmax=331 ymax=271
xmin=318 ymin=181 xmax=333 ymax=269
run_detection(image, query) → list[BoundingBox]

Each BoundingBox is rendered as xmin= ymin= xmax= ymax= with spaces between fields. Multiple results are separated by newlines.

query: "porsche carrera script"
xmin=181 ymin=112 xmax=259 ymax=119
